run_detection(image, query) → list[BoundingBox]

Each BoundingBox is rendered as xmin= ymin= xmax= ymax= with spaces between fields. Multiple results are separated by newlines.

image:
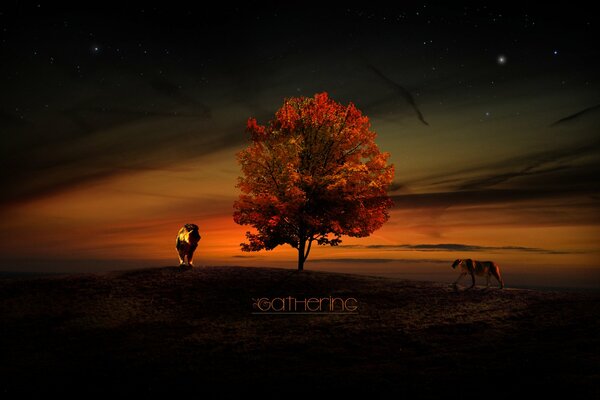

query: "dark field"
xmin=0 ymin=266 xmax=598 ymax=398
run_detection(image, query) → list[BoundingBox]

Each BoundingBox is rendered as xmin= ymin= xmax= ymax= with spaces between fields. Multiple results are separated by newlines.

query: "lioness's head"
xmin=184 ymin=223 xmax=199 ymax=232
xmin=452 ymin=259 xmax=462 ymax=269
xmin=184 ymin=224 xmax=201 ymax=242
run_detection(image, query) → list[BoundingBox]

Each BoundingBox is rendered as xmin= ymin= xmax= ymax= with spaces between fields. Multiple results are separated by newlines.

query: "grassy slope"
xmin=0 ymin=266 xmax=598 ymax=398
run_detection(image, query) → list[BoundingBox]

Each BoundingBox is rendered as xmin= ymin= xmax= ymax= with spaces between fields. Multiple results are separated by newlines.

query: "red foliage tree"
xmin=233 ymin=92 xmax=394 ymax=270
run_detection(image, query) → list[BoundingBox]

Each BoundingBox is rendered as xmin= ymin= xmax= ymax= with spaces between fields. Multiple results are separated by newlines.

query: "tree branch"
xmin=344 ymin=141 xmax=364 ymax=158
xmin=303 ymin=237 xmax=314 ymax=261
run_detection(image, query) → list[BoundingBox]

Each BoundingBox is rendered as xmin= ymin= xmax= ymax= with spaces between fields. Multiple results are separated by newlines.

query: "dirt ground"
xmin=0 ymin=266 xmax=598 ymax=398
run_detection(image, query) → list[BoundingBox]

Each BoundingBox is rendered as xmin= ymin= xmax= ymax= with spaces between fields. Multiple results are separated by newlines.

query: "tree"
xmin=233 ymin=92 xmax=394 ymax=271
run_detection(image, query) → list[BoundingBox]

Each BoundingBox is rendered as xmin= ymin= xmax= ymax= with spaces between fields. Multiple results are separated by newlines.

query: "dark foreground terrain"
xmin=0 ymin=266 xmax=598 ymax=398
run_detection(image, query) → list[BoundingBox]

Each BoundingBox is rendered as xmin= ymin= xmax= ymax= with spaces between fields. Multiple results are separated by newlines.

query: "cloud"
xmin=455 ymin=141 xmax=600 ymax=191
xmin=310 ymin=257 xmax=449 ymax=264
xmin=366 ymin=64 xmax=429 ymax=126
xmin=340 ymin=243 xmax=571 ymax=254
xmin=0 ymin=101 xmax=244 ymax=209
xmin=388 ymin=138 xmax=600 ymax=215
xmin=149 ymin=77 xmax=212 ymax=116
xmin=409 ymin=139 xmax=600 ymax=191
xmin=391 ymin=188 xmax=584 ymax=209
xmin=311 ymin=258 xmax=396 ymax=263
xmin=387 ymin=181 xmax=408 ymax=192
xmin=550 ymin=104 xmax=600 ymax=126
xmin=0 ymin=58 xmax=266 ymax=212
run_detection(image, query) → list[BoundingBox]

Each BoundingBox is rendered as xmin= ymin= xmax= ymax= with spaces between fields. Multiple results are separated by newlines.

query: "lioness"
xmin=452 ymin=259 xmax=504 ymax=289
xmin=176 ymin=224 xmax=201 ymax=267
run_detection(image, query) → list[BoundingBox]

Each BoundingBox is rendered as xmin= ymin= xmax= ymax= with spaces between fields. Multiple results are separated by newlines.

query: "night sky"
xmin=1 ymin=4 xmax=598 ymax=288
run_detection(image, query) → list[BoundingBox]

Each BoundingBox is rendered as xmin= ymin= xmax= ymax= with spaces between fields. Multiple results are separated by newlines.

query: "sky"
xmin=0 ymin=4 xmax=599 ymax=288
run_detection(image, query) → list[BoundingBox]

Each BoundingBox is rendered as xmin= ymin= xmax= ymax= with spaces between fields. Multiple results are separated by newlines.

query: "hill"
xmin=0 ymin=266 xmax=598 ymax=398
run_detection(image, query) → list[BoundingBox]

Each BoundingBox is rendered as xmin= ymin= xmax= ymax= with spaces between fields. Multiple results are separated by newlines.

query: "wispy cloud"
xmin=0 ymin=108 xmax=243 ymax=209
xmin=366 ymin=64 xmax=429 ymax=126
xmin=454 ymin=141 xmax=600 ymax=191
xmin=550 ymin=104 xmax=600 ymax=126
xmin=388 ymin=138 xmax=600 ymax=217
xmin=391 ymin=188 xmax=586 ymax=209
xmin=310 ymin=258 xmax=449 ymax=264
xmin=393 ymin=140 xmax=600 ymax=193
xmin=340 ymin=243 xmax=571 ymax=254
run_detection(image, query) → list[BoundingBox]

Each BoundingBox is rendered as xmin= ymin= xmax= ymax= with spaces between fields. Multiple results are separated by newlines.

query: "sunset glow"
xmin=1 ymin=5 xmax=598 ymax=289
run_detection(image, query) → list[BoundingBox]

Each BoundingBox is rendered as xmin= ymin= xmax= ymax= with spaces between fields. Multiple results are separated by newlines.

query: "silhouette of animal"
xmin=176 ymin=224 xmax=201 ymax=267
xmin=452 ymin=258 xmax=504 ymax=289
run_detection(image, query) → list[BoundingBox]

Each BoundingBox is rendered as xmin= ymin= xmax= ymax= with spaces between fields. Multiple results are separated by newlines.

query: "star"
xmin=553 ymin=50 xmax=558 ymax=55
xmin=497 ymin=54 xmax=507 ymax=65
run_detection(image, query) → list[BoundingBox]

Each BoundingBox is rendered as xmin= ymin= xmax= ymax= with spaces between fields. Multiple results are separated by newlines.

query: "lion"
xmin=452 ymin=259 xmax=504 ymax=289
xmin=176 ymin=224 xmax=201 ymax=267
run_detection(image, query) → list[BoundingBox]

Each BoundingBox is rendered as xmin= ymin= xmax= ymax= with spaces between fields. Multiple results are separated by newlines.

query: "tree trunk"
xmin=297 ymin=238 xmax=313 ymax=271
xmin=297 ymin=240 xmax=305 ymax=271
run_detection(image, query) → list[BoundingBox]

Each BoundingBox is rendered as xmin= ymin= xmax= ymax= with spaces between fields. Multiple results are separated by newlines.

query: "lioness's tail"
xmin=492 ymin=262 xmax=504 ymax=289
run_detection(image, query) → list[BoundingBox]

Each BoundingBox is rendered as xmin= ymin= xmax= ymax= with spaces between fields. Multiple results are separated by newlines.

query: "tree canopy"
xmin=233 ymin=92 xmax=394 ymax=270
